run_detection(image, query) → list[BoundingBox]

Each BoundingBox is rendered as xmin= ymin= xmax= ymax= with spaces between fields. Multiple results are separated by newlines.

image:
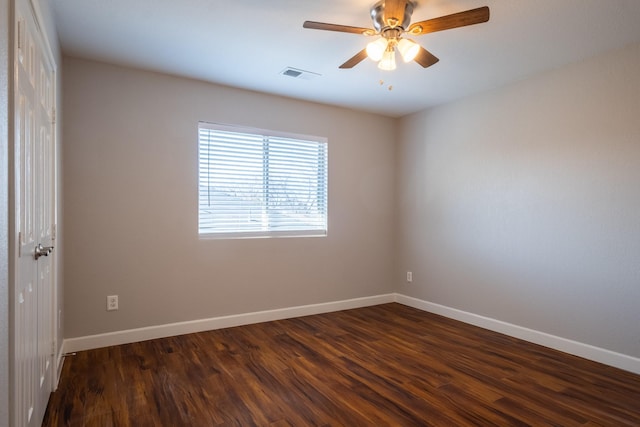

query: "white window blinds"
xmin=198 ymin=123 xmax=328 ymax=238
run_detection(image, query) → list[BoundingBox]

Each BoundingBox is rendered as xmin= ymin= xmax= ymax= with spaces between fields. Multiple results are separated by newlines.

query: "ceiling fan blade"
xmin=413 ymin=46 xmax=439 ymax=68
xmin=384 ymin=0 xmax=407 ymax=26
xmin=339 ymin=49 xmax=368 ymax=69
xmin=303 ymin=21 xmax=373 ymax=35
xmin=408 ymin=6 xmax=490 ymax=36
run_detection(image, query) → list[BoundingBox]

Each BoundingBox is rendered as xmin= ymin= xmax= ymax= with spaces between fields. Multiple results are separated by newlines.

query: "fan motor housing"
xmin=370 ymin=0 xmax=415 ymax=32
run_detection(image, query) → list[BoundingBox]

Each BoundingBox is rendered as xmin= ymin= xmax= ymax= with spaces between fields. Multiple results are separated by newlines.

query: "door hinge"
xmin=51 ymin=107 xmax=56 ymax=125
xmin=18 ymin=231 xmax=22 ymax=256
xmin=52 ymin=223 xmax=56 ymax=240
xmin=51 ymin=341 xmax=56 ymax=356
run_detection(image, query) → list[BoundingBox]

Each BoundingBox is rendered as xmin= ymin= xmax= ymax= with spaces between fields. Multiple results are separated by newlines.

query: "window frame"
xmin=198 ymin=122 xmax=328 ymax=239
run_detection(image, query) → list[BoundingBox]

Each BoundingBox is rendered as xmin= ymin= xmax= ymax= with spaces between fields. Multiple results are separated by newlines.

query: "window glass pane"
xmin=198 ymin=123 xmax=328 ymax=238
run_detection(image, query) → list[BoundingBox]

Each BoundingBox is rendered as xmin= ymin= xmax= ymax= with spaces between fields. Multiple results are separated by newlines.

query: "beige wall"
xmin=62 ymin=57 xmax=397 ymax=338
xmin=397 ymin=42 xmax=640 ymax=358
xmin=64 ymin=42 xmax=640 ymax=362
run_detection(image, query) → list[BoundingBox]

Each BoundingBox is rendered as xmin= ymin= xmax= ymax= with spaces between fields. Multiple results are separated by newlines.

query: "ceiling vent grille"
xmin=280 ymin=67 xmax=321 ymax=80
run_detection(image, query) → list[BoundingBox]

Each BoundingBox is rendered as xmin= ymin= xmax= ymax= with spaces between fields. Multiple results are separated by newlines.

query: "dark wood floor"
xmin=43 ymin=303 xmax=640 ymax=426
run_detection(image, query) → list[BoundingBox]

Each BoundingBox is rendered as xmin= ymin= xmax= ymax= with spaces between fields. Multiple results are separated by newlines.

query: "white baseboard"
xmin=394 ymin=294 xmax=640 ymax=375
xmin=63 ymin=294 xmax=395 ymax=353
xmin=62 ymin=292 xmax=640 ymax=375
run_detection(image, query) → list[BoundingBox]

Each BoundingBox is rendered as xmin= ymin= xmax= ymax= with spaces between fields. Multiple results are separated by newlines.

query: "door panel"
xmin=15 ymin=37 xmax=38 ymax=425
xmin=14 ymin=1 xmax=56 ymax=425
xmin=35 ymin=66 xmax=54 ymax=417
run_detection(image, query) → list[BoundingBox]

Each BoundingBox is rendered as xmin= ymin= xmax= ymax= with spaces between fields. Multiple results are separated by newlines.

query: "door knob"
xmin=34 ymin=243 xmax=54 ymax=260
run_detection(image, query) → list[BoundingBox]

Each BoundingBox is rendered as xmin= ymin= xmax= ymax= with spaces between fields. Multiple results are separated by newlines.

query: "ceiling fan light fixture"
xmin=378 ymin=48 xmax=396 ymax=71
xmin=366 ymin=37 xmax=388 ymax=61
xmin=397 ymin=38 xmax=420 ymax=62
xmin=303 ymin=4 xmax=490 ymax=70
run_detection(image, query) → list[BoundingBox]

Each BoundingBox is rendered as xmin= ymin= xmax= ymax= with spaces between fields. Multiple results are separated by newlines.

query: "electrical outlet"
xmin=406 ymin=271 xmax=413 ymax=283
xmin=106 ymin=295 xmax=119 ymax=311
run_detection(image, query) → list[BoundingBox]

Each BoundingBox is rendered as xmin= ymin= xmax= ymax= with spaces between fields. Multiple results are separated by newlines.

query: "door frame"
xmin=1 ymin=0 xmax=12 ymax=425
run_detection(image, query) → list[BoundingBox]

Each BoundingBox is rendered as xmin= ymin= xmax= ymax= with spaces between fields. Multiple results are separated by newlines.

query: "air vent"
xmin=283 ymin=69 xmax=302 ymax=78
xmin=280 ymin=67 xmax=321 ymax=80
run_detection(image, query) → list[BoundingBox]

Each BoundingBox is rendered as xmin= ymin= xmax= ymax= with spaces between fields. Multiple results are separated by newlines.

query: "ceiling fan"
xmin=303 ymin=0 xmax=490 ymax=70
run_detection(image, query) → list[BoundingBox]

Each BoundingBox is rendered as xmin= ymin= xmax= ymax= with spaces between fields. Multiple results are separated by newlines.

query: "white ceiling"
xmin=52 ymin=0 xmax=640 ymax=117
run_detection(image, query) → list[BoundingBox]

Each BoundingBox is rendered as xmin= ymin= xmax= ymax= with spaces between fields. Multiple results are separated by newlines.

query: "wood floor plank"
xmin=43 ymin=303 xmax=640 ymax=426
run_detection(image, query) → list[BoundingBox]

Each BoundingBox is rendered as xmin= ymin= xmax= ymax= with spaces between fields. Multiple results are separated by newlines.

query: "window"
xmin=198 ymin=122 xmax=328 ymax=238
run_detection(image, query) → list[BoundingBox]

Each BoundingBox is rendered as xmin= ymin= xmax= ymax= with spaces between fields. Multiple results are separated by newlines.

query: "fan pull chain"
xmin=379 ymin=79 xmax=394 ymax=91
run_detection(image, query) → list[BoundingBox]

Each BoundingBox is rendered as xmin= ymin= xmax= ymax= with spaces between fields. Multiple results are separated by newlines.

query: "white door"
xmin=14 ymin=0 xmax=56 ymax=425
